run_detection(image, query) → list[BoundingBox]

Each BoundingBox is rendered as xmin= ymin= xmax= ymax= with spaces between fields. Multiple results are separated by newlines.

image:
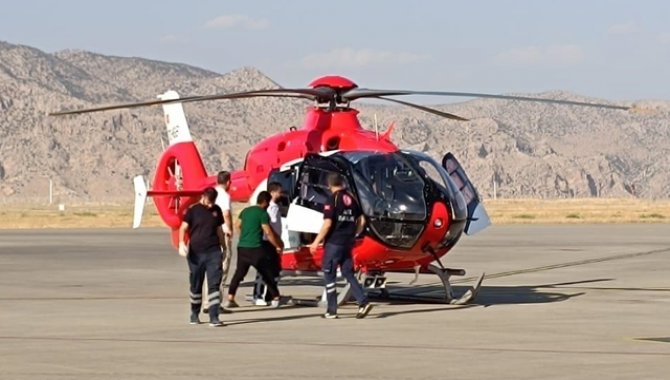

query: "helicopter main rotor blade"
xmin=50 ymin=95 xmax=205 ymax=116
xmin=343 ymin=89 xmax=630 ymax=111
xmin=49 ymin=88 xmax=324 ymax=116
xmin=375 ymin=96 xmax=469 ymax=121
xmin=180 ymin=87 xmax=334 ymax=104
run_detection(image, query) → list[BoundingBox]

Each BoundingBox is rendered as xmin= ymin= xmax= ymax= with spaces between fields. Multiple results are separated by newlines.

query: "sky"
xmin=1 ymin=0 xmax=669 ymax=101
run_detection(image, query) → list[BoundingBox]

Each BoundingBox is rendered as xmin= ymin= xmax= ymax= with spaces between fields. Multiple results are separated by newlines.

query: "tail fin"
xmin=133 ymin=175 xmax=148 ymax=229
xmin=158 ymin=90 xmax=193 ymax=145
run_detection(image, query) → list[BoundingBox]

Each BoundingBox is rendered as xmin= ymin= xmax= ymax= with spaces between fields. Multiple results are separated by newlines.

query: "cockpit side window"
xmin=418 ymin=160 xmax=449 ymax=193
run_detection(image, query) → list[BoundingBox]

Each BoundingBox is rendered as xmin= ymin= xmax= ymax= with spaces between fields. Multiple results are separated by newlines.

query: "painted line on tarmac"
xmin=434 ymin=246 xmax=670 ymax=286
xmin=1 ymin=335 xmax=669 ymax=357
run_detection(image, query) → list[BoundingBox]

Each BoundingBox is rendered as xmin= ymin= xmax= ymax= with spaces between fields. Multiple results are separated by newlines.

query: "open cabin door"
xmin=268 ymin=165 xmax=303 ymax=249
xmin=284 ymin=154 xmax=347 ymax=234
xmin=442 ymin=153 xmax=491 ymax=235
xmin=282 ymin=154 xmax=351 ymax=243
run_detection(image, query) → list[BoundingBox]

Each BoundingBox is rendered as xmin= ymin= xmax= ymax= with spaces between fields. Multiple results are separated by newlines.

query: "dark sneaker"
xmin=279 ymin=295 xmax=294 ymax=306
xmin=356 ymin=303 xmax=373 ymax=319
xmin=270 ymin=296 xmax=291 ymax=308
xmin=209 ymin=318 xmax=224 ymax=327
xmin=189 ymin=313 xmax=200 ymax=325
xmin=224 ymin=300 xmax=239 ymax=308
xmin=321 ymin=313 xmax=338 ymax=319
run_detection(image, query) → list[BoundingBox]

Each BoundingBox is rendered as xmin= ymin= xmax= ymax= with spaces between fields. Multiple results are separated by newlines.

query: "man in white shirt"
xmin=203 ymin=171 xmax=233 ymax=313
xmin=253 ymin=182 xmax=284 ymax=304
xmin=265 ymin=182 xmax=283 ymax=243
xmin=215 ymin=171 xmax=234 ymax=284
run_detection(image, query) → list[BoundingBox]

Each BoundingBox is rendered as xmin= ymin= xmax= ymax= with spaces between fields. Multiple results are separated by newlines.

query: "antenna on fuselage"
xmin=374 ymin=114 xmax=379 ymax=140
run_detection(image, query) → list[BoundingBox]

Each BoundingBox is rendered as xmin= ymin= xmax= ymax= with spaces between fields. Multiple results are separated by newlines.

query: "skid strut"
xmin=427 ymin=265 xmax=485 ymax=305
xmin=423 ymin=245 xmax=485 ymax=304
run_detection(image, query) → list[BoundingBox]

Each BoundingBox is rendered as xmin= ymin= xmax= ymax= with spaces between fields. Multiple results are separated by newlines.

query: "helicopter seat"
xmin=285 ymin=198 xmax=325 ymax=235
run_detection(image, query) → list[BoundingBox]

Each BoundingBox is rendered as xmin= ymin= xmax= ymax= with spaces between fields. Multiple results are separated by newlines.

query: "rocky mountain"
xmin=0 ymin=40 xmax=669 ymax=203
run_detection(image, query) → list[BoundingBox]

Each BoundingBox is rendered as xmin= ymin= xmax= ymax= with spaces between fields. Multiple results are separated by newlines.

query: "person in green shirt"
xmin=226 ymin=191 xmax=284 ymax=308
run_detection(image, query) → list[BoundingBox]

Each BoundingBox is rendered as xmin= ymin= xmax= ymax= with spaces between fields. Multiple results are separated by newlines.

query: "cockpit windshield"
xmin=346 ymin=152 xmax=427 ymax=222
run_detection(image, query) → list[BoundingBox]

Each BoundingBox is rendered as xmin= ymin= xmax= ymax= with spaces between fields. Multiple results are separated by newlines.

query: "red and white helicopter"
xmin=52 ymin=75 xmax=628 ymax=305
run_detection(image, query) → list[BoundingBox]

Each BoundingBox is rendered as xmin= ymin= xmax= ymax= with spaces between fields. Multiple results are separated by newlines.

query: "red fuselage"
xmin=223 ymin=107 xmax=398 ymax=201
xmin=153 ymin=76 xmax=459 ymax=273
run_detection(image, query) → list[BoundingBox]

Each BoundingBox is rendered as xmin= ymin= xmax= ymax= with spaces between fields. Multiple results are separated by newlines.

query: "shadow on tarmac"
xmin=220 ymin=279 xmax=609 ymax=324
xmin=366 ymin=278 xmax=610 ymax=308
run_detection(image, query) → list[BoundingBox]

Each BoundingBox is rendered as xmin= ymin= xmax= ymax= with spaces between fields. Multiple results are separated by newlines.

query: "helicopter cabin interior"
xmin=267 ymin=155 xmax=354 ymax=250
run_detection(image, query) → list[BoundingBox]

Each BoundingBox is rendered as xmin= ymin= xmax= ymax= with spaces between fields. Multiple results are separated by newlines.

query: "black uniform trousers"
xmin=188 ymin=248 xmax=223 ymax=319
xmin=253 ymin=241 xmax=282 ymax=302
xmin=322 ymin=242 xmax=368 ymax=315
xmin=228 ymin=246 xmax=280 ymax=300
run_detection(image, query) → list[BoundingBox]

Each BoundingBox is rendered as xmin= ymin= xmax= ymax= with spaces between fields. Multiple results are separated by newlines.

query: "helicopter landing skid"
xmin=289 ymin=282 xmax=352 ymax=307
xmin=427 ymin=265 xmax=485 ymax=305
xmin=278 ymin=269 xmax=355 ymax=307
xmin=373 ymin=266 xmax=485 ymax=305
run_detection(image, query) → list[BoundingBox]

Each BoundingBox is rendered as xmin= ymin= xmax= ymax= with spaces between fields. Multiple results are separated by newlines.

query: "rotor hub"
xmin=308 ymin=76 xmax=358 ymax=106
xmin=309 ymin=75 xmax=358 ymax=90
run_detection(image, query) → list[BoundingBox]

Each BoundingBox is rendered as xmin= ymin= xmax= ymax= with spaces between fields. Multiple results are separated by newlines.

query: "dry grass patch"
xmin=486 ymin=198 xmax=670 ymax=224
xmin=0 ymin=198 xmax=668 ymax=228
xmin=0 ymin=204 xmax=166 ymax=229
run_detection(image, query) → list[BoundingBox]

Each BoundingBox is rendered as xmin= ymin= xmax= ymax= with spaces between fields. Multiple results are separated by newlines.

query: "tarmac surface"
xmin=0 ymin=225 xmax=669 ymax=379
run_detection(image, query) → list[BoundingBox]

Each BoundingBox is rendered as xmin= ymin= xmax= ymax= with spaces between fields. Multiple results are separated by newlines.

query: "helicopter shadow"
xmin=243 ymin=277 xmax=607 ymax=307
xmin=276 ymin=278 xmax=326 ymax=287
xmin=372 ymin=278 xmax=611 ymax=309
xmin=230 ymin=278 xmax=607 ymax=321
xmin=214 ymin=279 xmax=611 ymax=325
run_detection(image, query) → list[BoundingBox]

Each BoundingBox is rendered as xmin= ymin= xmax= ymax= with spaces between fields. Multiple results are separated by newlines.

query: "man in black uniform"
xmin=309 ymin=173 xmax=373 ymax=319
xmin=179 ymin=187 xmax=226 ymax=327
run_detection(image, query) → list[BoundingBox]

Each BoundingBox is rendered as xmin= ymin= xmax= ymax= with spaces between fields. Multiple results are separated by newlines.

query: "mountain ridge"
xmin=0 ymin=40 xmax=668 ymax=202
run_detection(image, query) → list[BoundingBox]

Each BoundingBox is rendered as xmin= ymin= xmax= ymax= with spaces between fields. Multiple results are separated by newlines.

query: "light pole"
xmin=491 ymin=146 xmax=498 ymax=200
xmin=40 ymin=176 xmax=52 ymax=205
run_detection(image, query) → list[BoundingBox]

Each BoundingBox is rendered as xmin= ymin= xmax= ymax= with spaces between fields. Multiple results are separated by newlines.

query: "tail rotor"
xmin=131 ymin=91 xmax=209 ymax=248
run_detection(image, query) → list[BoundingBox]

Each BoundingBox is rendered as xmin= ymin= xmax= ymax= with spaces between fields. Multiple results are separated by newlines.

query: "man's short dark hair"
xmin=267 ymin=182 xmax=283 ymax=193
xmin=217 ymin=171 xmax=231 ymax=185
xmin=326 ymin=172 xmax=345 ymax=187
xmin=256 ymin=191 xmax=272 ymax=205
xmin=203 ymin=187 xmax=218 ymax=203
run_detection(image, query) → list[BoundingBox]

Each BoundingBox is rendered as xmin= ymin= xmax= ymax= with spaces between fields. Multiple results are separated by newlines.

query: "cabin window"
xmin=297 ymin=167 xmax=350 ymax=212
xmin=268 ymin=169 xmax=296 ymax=217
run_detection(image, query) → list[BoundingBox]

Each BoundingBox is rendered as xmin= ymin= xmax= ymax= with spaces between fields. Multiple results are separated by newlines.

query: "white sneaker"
xmin=254 ymin=298 xmax=268 ymax=306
